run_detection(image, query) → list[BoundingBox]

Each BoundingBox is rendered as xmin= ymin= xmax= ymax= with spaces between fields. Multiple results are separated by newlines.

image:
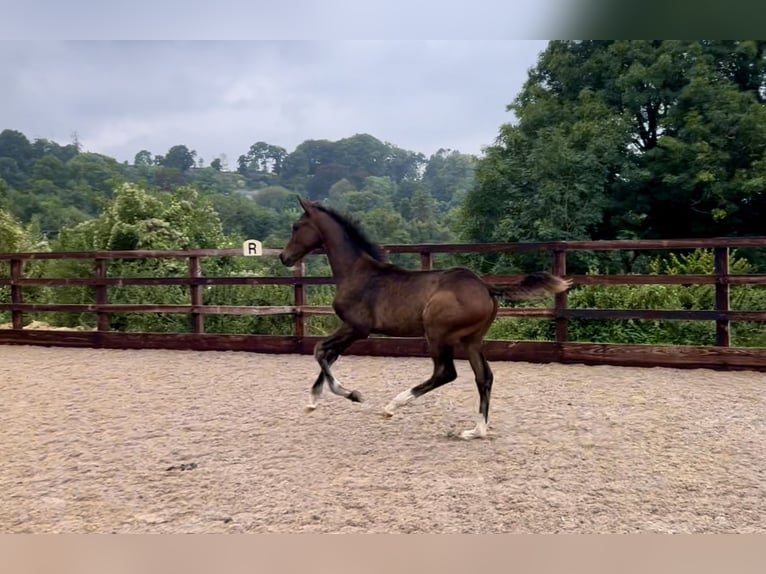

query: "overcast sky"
xmin=1 ymin=40 xmax=549 ymax=166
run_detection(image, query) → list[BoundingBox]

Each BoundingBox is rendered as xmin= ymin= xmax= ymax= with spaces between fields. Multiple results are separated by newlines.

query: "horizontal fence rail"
xmin=1 ymin=237 xmax=765 ymax=371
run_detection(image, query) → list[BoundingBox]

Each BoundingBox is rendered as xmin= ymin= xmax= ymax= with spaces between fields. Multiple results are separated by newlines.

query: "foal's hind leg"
xmin=309 ymin=323 xmax=364 ymax=409
xmin=383 ymin=344 xmax=457 ymax=417
xmin=460 ymin=340 xmax=494 ymax=439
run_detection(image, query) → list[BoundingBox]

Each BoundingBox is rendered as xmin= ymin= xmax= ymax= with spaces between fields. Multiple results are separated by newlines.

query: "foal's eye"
xmin=292 ymin=223 xmax=300 ymax=232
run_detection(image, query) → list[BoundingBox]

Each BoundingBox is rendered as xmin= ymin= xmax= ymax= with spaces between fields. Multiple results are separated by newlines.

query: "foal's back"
xmin=359 ymin=264 xmax=497 ymax=339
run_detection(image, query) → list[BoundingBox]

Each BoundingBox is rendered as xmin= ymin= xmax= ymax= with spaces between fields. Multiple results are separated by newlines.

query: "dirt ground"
xmin=1 ymin=345 xmax=764 ymax=533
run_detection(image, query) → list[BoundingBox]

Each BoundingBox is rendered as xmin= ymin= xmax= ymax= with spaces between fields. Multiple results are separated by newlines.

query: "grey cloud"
xmin=0 ymin=41 xmax=547 ymax=164
xmin=2 ymin=1 xmax=563 ymax=40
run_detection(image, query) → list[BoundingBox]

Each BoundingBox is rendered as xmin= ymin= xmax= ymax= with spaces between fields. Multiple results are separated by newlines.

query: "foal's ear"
xmin=297 ymin=196 xmax=315 ymax=213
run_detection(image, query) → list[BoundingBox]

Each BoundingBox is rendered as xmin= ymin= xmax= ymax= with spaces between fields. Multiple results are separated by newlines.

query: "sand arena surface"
xmin=1 ymin=345 xmax=764 ymax=533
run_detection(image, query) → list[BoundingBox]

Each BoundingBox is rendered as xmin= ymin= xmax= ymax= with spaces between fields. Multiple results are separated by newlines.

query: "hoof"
xmin=348 ymin=390 xmax=363 ymax=403
xmin=305 ymin=403 xmax=318 ymax=412
xmin=459 ymin=428 xmax=488 ymax=440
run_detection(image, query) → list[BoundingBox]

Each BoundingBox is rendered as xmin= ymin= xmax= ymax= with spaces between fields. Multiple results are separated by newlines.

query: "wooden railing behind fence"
xmin=1 ymin=238 xmax=765 ymax=371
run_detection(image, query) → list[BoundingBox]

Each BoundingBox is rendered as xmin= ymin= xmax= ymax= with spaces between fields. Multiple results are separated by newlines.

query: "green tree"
xmin=55 ymin=183 xmax=225 ymax=252
xmin=31 ymin=138 xmax=79 ymax=163
xmin=252 ymin=186 xmax=295 ymax=211
xmin=0 ymin=208 xmax=26 ymax=252
xmin=279 ymin=147 xmax=310 ymax=191
xmin=422 ymin=149 xmax=476 ymax=207
xmin=327 ymin=178 xmax=357 ymax=204
xmin=162 ymin=145 xmax=197 ymax=172
xmin=326 ymin=176 xmax=396 ymax=214
xmin=387 ymin=147 xmax=426 ymax=183
xmin=333 ymin=133 xmax=390 ymax=183
xmin=67 ymin=153 xmax=123 ymax=199
xmin=306 ymin=163 xmax=350 ymax=200
xmin=464 ymin=40 xmax=766 ymax=251
xmin=134 ymin=150 xmax=153 ymax=167
xmin=153 ymin=167 xmax=186 ymax=191
xmin=208 ymin=193 xmax=281 ymax=243
xmin=31 ymin=156 xmax=69 ymax=187
xmin=0 ymin=208 xmax=47 ymax=253
xmin=408 ymin=187 xmax=438 ymax=223
xmin=0 ymin=178 xmax=9 ymax=210
xmin=0 ymin=130 xmax=34 ymax=187
xmin=188 ymin=167 xmax=244 ymax=195
xmin=360 ymin=175 xmax=396 ymax=198
xmin=50 ymin=184 xmax=228 ymax=331
xmin=282 ymin=135 xmax=425 ymax=200
xmin=357 ymin=208 xmax=411 ymax=244
xmin=238 ymin=141 xmax=287 ymax=178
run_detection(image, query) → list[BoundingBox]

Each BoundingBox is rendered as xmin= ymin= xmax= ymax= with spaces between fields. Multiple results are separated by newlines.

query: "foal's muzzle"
xmin=279 ymin=252 xmax=294 ymax=266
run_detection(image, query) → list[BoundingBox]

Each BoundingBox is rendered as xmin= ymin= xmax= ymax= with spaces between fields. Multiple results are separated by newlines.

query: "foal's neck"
xmin=317 ymin=214 xmax=372 ymax=282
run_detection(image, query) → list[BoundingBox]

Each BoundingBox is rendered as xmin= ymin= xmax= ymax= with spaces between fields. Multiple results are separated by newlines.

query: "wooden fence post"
xmin=95 ymin=258 xmax=110 ymax=331
xmin=10 ymin=258 xmax=23 ymax=330
xmin=189 ymin=256 xmax=204 ymax=334
xmin=293 ymin=261 xmax=306 ymax=339
xmin=552 ymin=250 xmax=569 ymax=345
xmin=420 ymin=251 xmax=433 ymax=271
xmin=714 ymin=247 xmax=730 ymax=347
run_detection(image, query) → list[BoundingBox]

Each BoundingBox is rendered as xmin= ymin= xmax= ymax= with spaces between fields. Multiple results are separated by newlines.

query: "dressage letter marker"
xmin=242 ymin=240 xmax=263 ymax=256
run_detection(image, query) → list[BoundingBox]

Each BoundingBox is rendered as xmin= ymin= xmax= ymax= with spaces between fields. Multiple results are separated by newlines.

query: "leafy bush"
xmin=484 ymin=249 xmax=765 ymax=347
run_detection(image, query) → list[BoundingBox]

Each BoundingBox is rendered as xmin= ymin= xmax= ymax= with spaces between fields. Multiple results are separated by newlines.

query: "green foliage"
xmin=279 ymin=134 xmax=441 ymax=203
xmin=209 ymin=193 xmax=282 ymax=245
xmin=357 ymin=208 xmax=411 ymax=244
xmin=237 ymin=141 xmax=287 ymax=187
xmin=2 ymin=129 xmax=470 ymax=255
xmin=482 ymin=250 xmax=765 ymax=347
xmin=422 ymin=149 xmax=476 ymax=207
xmin=0 ymin=130 xmax=34 ymax=186
xmin=134 ymin=150 xmax=153 ymax=167
xmin=2 ymin=86 xmax=763 ymax=347
xmin=67 ymin=153 xmax=123 ymax=199
xmin=463 ymin=40 xmax=766 ymax=247
xmin=0 ymin=209 xmax=27 ymax=253
xmin=586 ymin=250 xmax=762 ymax=345
xmin=162 ymin=145 xmax=197 ymax=172
xmin=0 ymin=210 xmax=51 ymax=324
xmin=251 ymin=186 xmax=295 ymax=211
xmin=193 ymin=256 xmax=295 ymax=336
xmin=94 ymin=184 xmax=226 ymax=251
xmin=0 ymin=209 xmax=48 ymax=253
xmin=0 ymin=178 xmax=8 ymax=211
xmin=188 ymin=167 xmax=244 ymax=195
xmin=42 ymin=184 xmax=231 ymax=331
xmin=486 ymin=318 xmax=554 ymax=342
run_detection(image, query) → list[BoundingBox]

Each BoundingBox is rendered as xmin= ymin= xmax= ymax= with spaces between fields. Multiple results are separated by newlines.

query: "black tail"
xmin=487 ymin=271 xmax=572 ymax=302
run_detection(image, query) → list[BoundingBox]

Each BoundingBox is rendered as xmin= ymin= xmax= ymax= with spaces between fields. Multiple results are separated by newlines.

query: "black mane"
xmin=315 ymin=204 xmax=388 ymax=263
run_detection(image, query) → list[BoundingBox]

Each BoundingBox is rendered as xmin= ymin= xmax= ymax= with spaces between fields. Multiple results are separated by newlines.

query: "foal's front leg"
xmin=308 ymin=323 xmax=364 ymax=410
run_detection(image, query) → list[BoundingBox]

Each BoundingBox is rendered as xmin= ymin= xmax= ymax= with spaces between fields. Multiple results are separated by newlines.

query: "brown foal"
xmin=279 ymin=197 xmax=571 ymax=439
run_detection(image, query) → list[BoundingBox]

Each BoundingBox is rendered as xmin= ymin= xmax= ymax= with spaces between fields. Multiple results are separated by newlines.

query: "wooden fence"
xmin=1 ymin=238 xmax=765 ymax=371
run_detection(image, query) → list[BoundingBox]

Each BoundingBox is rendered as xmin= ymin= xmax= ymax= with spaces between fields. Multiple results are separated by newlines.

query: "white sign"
xmin=242 ymin=239 xmax=263 ymax=256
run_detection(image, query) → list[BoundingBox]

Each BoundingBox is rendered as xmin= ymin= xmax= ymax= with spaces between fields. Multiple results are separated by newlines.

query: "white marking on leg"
xmin=460 ymin=415 xmax=488 ymax=439
xmin=327 ymin=375 xmax=345 ymax=396
xmin=383 ymin=389 xmax=415 ymax=417
xmin=306 ymin=382 xmax=322 ymax=411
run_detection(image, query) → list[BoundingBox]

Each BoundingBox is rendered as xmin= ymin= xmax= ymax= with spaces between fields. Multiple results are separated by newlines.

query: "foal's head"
xmin=279 ymin=197 xmax=388 ymax=267
xmin=279 ymin=197 xmax=323 ymax=266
